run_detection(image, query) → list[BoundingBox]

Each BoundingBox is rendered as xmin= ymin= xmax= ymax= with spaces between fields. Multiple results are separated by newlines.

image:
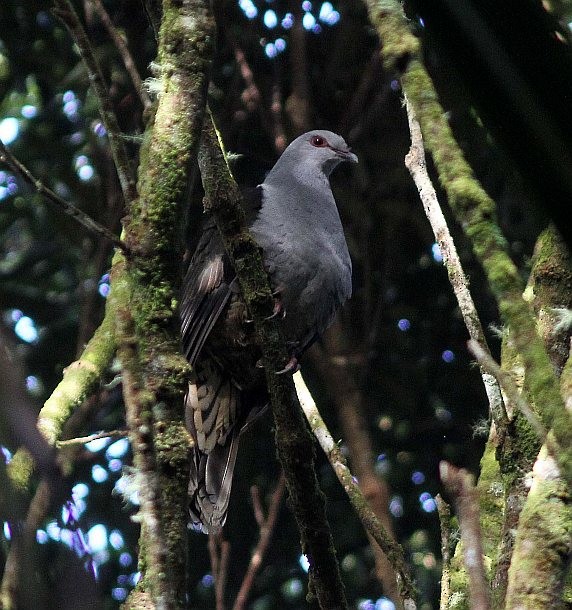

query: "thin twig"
xmin=89 ymin=0 xmax=152 ymax=109
xmin=467 ymin=340 xmax=546 ymax=440
xmin=440 ymin=462 xmax=491 ymax=610
xmin=293 ymin=371 xmax=417 ymax=608
xmin=404 ymin=94 xmax=508 ymax=431
xmin=270 ymin=83 xmax=287 ymax=154
xmin=52 ymin=0 xmax=138 ymax=207
xmin=232 ymin=474 xmax=286 ymax=610
xmin=234 ymin=45 xmax=261 ymax=112
xmin=0 ymin=141 xmax=128 ymax=252
xmin=436 ymin=494 xmax=453 ymax=610
xmin=209 ymin=533 xmax=230 ymax=610
xmin=250 ymin=486 xmax=265 ymax=527
xmin=56 ymin=429 xmax=128 ymax=447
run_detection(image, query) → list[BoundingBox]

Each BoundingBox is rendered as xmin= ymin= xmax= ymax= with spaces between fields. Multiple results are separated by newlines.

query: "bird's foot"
xmin=265 ymin=291 xmax=286 ymax=321
xmin=275 ymin=355 xmax=300 ymax=376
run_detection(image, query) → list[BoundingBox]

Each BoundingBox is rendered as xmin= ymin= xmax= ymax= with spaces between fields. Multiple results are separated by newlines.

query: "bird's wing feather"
xmin=181 ymin=187 xmax=263 ymax=365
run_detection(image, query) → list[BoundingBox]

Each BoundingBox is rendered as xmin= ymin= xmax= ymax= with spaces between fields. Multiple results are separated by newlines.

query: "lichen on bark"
xmin=116 ymin=0 xmax=215 ymax=606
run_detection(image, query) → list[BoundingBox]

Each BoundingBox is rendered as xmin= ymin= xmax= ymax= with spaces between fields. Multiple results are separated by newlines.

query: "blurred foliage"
xmin=0 ymin=0 xmax=560 ymax=608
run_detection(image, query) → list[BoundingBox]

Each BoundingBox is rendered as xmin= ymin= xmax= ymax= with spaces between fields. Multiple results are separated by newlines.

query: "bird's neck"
xmin=264 ymin=161 xmax=331 ymax=198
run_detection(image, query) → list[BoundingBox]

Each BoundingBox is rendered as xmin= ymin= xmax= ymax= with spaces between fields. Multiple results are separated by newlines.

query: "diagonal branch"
xmin=403 ymin=95 xmax=508 ymax=431
xmin=0 ymin=141 xmax=128 ymax=252
xmin=89 ymin=0 xmax=152 ymax=110
xmin=293 ymin=371 xmax=417 ymax=608
xmin=52 ymin=0 xmax=138 ymax=207
xmin=232 ymin=474 xmax=286 ymax=610
xmin=7 ymin=306 xmax=116 ymax=493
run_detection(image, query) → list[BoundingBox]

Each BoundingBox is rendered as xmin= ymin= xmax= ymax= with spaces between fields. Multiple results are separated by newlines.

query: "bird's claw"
xmin=275 ymin=356 xmax=300 ymax=376
xmin=265 ymin=293 xmax=286 ymax=321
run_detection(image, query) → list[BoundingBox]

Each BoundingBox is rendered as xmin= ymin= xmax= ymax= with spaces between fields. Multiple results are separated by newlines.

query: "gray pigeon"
xmin=181 ymin=130 xmax=357 ymax=533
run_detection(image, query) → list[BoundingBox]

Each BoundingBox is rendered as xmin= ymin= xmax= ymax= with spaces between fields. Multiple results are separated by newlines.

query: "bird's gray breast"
xmin=250 ymin=183 xmax=352 ymax=348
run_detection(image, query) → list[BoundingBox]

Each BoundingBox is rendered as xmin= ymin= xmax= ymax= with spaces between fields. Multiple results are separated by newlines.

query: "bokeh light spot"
xmin=0 ymin=117 xmax=19 ymax=144
xmin=441 ymin=349 xmax=455 ymax=363
xmin=21 ymin=105 xmax=38 ymax=118
xmin=106 ymin=438 xmax=129 ymax=459
xmin=264 ymin=9 xmax=278 ymax=28
xmin=91 ymin=464 xmax=109 ymax=483
xmin=302 ymin=12 xmax=316 ymax=29
xmin=78 ymin=165 xmax=94 ymax=181
xmin=432 ymin=242 xmax=443 ymax=262
xmin=239 ymin=0 xmax=258 ymax=19
xmin=282 ymin=12 xmax=294 ymax=28
xmin=389 ymin=496 xmax=403 ymax=518
xmin=14 ymin=316 xmax=38 ymax=343
xmin=87 ymin=524 xmax=108 ymax=552
xmin=281 ymin=577 xmax=303 ymax=599
xmin=112 ymin=588 xmax=127 ymax=601
xmin=201 ymin=574 xmax=214 ymax=588
xmin=109 ymin=530 xmax=124 ymax=550
xmin=86 ymin=436 xmax=111 ymax=452
xmin=397 ymin=318 xmax=411 ymax=331
xmin=375 ymin=598 xmax=396 ymax=610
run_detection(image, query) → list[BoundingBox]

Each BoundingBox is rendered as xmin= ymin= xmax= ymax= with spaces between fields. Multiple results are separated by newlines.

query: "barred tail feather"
xmin=186 ymin=358 xmax=242 ymax=533
xmin=188 ymin=430 xmax=240 ymax=533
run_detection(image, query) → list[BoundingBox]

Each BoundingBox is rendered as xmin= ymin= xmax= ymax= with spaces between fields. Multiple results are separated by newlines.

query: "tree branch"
xmin=435 ymin=495 xmax=452 ymax=610
xmin=440 ymin=462 xmax=491 ymax=610
xmin=232 ymin=474 xmax=286 ymax=610
xmin=113 ymin=0 xmax=215 ymax=605
xmin=0 ymin=141 xmax=128 ymax=252
xmin=89 ymin=0 xmax=152 ymax=110
xmin=403 ymin=95 xmax=508 ymax=431
xmin=55 ymin=429 xmax=128 ymax=447
xmin=293 ymin=371 xmax=417 ymax=609
xmin=467 ymin=340 xmax=546 ymax=441
xmin=52 ymin=0 xmax=138 ymax=207
xmin=7 ymin=307 xmax=116 ymax=493
xmin=505 ymin=446 xmax=572 ymax=609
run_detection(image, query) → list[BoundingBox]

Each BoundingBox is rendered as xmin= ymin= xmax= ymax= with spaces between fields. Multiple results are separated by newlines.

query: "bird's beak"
xmin=333 ymin=147 xmax=358 ymax=164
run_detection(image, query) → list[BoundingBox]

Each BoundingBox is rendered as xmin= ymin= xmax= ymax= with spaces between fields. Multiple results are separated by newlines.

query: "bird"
xmin=181 ymin=130 xmax=357 ymax=533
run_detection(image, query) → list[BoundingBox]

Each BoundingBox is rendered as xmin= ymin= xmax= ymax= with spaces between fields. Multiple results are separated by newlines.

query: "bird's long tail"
xmin=186 ymin=358 xmax=241 ymax=533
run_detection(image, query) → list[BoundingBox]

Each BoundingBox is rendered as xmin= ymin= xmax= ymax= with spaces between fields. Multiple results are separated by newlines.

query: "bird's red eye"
xmin=310 ymin=135 xmax=327 ymax=147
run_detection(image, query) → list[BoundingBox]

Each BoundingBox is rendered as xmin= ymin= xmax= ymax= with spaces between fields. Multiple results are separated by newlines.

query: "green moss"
xmin=477 ymin=443 xmax=505 ymax=560
xmin=506 ymin=447 xmax=571 ymax=608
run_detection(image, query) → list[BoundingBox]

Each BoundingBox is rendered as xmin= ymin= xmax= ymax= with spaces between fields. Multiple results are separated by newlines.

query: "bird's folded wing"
xmin=181 ymin=186 xmax=263 ymax=365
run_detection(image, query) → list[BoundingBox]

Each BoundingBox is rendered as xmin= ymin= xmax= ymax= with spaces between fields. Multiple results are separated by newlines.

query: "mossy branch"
xmin=198 ymin=114 xmax=348 ymax=610
xmin=114 ymin=0 xmax=215 ymax=606
xmin=7 ymin=308 xmax=116 ymax=493
xmin=505 ymin=446 xmax=572 ymax=609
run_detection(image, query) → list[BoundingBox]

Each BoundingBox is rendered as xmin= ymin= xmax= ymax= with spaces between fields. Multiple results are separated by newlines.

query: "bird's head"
xmin=280 ymin=130 xmax=358 ymax=178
